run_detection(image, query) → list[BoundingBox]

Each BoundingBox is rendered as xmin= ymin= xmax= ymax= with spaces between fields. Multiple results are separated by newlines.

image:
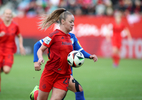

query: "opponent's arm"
xmin=33 ymin=40 xmax=43 ymax=62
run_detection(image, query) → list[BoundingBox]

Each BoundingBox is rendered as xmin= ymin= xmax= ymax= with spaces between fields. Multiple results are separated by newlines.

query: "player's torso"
xmin=46 ymin=31 xmax=73 ymax=74
xmin=50 ymin=34 xmax=73 ymax=57
xmin=0 ymin=21 xmax=18 ymax=43
xmin=0 ymin=21 xmax=18 ymax=53
xmin=113 ymin=22 xmax=124 ymax=35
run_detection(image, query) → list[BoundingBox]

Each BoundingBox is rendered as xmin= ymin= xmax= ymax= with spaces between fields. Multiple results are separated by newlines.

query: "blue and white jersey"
xmin=33 ymin=33 xmax=91 ymax=62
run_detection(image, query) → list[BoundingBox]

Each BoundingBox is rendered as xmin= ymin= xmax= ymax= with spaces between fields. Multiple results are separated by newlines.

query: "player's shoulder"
xmin=49 ymin=29 xmax=62 ymax=37
xmin=69 ymin=33 xmax=76 ymax=38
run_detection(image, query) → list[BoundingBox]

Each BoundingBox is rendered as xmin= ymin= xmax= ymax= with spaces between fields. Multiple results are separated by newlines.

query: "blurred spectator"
xmin=0 ymin=0 xmax=142 ymax=17
xmin=95 ymin=1 xmax=106 ymax=16
xmin=26 ymin=0 xmax=37 ymax=17
xmin=133 ymin=0 xmax=142 ymax=14
xmin=123 ymin=0 xmax=134 ymax=15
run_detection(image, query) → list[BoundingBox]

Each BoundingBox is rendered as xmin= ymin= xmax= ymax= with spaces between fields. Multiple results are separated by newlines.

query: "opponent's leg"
xmin=68 ymin=75 xmax=85 ymax=100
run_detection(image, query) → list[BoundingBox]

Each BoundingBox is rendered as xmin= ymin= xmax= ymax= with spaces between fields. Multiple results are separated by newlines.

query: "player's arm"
xmin=73 ymin=35 xmax=98 ymax=62
xmin=0 ymin=31 xmax=5 ymax=37
xmin=17 ymin=34 xmax=26 ymax=55
xmin=33 ymin=40 xmax=43 ymax=62
xmin=33 ymin=39 xmax=43 ymax=71
xmin=124 ymin=27 xmax=132 ymax=41
xmin=36 ymin=44 xmax=47 ymax=71
xmin=0 ymin=23 xmax=5 ymax=37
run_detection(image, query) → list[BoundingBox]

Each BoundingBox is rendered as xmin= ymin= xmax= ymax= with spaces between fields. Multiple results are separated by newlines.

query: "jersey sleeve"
xmin=73 ymin=34 xmax=91 ymax=58
xmin=33 ymin=39 xmax=44 ymax=62
xmin=43 ymin=36 xmax=53 ymax=48
xmin=73 ymin=34 xmax=82 ymax=50
xmin=80 ymin=50 xmax=91 ymax=58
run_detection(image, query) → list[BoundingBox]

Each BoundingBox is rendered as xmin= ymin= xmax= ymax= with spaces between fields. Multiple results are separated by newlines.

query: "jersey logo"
xmin=70 ymin=38 xmax=74 ymax=44
xmin=44 ymin=36 xmax=52 ymax=44
xmin=61 ymin=36 xmax=64 ymax=39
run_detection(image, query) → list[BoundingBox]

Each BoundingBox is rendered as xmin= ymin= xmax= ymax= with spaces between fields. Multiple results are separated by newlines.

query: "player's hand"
xmin=38 ymin=58 xmax=44 ymax=66
xmin=34 ymin=62 xmax=41 ymax=71
xmin=90 ymin=54 xmax=98 ymax=62
xmin=20 ymin=46 xmax=26 ymax=55
xmin=0 ymin=31 xmax=5 ymax=37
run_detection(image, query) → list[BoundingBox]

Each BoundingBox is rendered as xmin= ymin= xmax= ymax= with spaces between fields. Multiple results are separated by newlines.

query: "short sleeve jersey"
xmin=43 ymin=29 xmax=73 ymax=75
xmin=0 ymin=20 xmax=20 ymax=54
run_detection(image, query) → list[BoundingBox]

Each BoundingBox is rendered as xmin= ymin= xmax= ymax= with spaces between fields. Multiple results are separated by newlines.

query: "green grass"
xmin=0 ymin=55 xmax=142 ymax=100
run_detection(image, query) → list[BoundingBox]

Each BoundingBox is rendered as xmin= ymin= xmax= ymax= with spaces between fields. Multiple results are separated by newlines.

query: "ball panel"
xmin=67 ymin=50 xmax=85 ymax=68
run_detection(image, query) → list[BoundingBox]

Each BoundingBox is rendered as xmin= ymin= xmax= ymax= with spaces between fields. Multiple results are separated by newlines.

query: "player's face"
xmin=114 ymin=12 xmax=122 ymax=23
xmin=3 ymin=9 xmax=13 ymax=22
xmin=115 ymin=16 xmax=121 ymax=23
xmin=64 ymin=15 xmax=74 ymax=32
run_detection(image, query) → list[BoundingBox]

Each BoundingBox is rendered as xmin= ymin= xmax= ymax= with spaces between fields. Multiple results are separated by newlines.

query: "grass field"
xmin=0 ymin=55 xmax=142 ymax=100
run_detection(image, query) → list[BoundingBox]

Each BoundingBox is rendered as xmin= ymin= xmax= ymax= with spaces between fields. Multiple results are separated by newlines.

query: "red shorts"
xmin=0 ymin=53 xmax=14 ymax=68
xmin=39 ymin=68 xmax=70 ymax=92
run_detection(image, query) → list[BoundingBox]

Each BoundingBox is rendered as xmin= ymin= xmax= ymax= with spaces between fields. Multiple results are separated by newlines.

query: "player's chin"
xmin=69 ymin=27 xmax=73 ymax=31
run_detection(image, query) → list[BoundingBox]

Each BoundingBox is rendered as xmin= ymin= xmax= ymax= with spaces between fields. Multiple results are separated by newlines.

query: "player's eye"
xmin=70 ymin=21 xmax=74 ymax=23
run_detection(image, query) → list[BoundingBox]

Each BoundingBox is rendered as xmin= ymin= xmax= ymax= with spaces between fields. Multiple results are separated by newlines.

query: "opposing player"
xmin=0 ymin=9 xmax=25 ymax=92
xmin=106 ymin=11 xmax=132 ymax=67
xmin=30 ymin=33 xmax=98 ymax=99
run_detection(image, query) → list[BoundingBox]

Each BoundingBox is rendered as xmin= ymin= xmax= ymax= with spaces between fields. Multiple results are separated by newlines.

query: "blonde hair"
xmin=39 ymin=8 xmax=73 ymax=30
xmin=3 ymin=9 xmax=15 ymax=18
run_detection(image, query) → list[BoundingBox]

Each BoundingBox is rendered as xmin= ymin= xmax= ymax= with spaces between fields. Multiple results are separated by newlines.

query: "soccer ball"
xmin=67 ymin=50 xmax=84 ymax=68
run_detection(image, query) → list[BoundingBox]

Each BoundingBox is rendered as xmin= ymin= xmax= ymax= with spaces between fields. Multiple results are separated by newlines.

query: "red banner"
xmin=14 ymin=16 xmax=142 ymax=59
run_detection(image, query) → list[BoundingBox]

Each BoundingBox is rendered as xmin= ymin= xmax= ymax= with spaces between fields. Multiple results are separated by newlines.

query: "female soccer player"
xmin=0 ymin=9 xmax=25 ymax=92
xmin=106 ymin=11 xmax=132 ymax=67
xmin=33 ymin=8 xmax=75 ymax=100
xmin=30 ymin=32 xmax=98 ymax=100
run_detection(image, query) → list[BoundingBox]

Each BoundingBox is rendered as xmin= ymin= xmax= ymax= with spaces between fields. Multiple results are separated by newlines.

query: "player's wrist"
xmin=89 ymin=55 xmax=93 ymax=59
xmin=38 ymin=57 xmax=43 ymax=60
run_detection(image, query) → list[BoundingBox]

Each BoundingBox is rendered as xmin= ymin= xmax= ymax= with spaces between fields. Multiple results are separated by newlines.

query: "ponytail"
xmin=39 ymin=8 xmax=66 ymax=30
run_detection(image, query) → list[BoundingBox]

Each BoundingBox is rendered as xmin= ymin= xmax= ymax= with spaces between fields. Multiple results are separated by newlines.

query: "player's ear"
xmin=61 ymin=19 xmax=65 ymax=25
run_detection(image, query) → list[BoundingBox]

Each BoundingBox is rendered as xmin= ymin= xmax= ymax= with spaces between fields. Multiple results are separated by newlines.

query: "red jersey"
xmin=112 ymin=21 xmax=125 ymax=47
xmin=0 ymin=20 xmax=20 ymax=54
xmin=43 ymin=29 xmax=73 ymax=75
